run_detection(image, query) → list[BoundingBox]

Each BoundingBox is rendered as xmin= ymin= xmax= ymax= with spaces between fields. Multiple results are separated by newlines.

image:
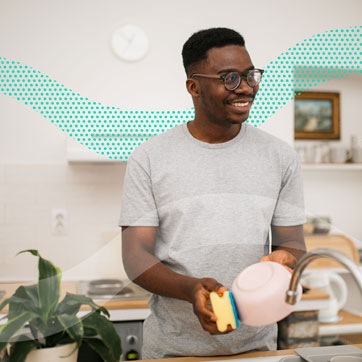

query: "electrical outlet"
xmin=52 ymin=208 xmax=68 ymax=236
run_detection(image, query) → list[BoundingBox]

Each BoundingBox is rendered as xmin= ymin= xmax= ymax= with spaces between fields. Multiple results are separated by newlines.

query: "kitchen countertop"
xmin=319 ymin=309 xmax=362 ymax=336
xmin=0 ymin=280 xmax=340 ymax=309
xmin=143 ymin=348 xmax=298 ymax=362
xmin=1 ymin=281 xmax=362 ymax=336
xmin=0 ymin=280 xmax=151 ymax=322
xmin=0 ymin=281 xmax=150 ymax=312
xmin=140 ymin=345 xmax=362 ymax=362
xmin=0 ymin=281 xmax=327 ymax=313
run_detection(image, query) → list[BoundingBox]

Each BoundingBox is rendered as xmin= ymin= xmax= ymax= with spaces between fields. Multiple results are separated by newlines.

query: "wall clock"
xmin=111 ymin=24 xmax=149 ymax=62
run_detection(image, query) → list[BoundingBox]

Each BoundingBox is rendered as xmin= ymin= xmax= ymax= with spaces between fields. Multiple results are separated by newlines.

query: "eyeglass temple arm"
xmin=190 ymin=74 xmax=221 ymax=79
xmin=191 ymin=71 xmax=264 ymax=78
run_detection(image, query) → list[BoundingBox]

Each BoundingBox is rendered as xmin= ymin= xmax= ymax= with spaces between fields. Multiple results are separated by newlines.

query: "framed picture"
xmin=294 ymin=91 xmax=340 ymax=140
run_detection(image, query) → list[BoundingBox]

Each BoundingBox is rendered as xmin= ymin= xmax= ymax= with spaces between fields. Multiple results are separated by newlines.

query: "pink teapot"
xmin=211 ymin=261 xmax=303 ymax=331
xmin=231 ymin=261 xmax=303 ymax=326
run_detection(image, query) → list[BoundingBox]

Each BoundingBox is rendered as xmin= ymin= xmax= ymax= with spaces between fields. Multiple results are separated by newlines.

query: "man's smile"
xmin=226 ymin=97 xmax=254 ymax=112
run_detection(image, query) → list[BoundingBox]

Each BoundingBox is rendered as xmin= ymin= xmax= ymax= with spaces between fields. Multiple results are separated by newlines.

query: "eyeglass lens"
xmin=224 ymin=70 xmax=262 ymax=90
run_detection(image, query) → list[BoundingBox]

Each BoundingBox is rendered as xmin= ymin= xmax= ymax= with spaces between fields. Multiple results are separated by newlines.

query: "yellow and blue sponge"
xmin=210 ymin=289 xmax=239 ymax=332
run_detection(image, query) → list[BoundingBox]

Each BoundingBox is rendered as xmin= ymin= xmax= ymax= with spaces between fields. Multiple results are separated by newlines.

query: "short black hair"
xmin=182 ymin=27 xmax=245 ymax=76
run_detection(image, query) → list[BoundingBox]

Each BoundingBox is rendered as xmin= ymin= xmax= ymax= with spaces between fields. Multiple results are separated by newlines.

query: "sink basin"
xmin=294 ymin=345 xmax=362 ymax=362
xmin=279 ymin=357 xmax=304 ymax=362
xmin=205 ymin=355 xmax=294 ymax=362
xmin=203 ymin=346 xmax=362 ymax=362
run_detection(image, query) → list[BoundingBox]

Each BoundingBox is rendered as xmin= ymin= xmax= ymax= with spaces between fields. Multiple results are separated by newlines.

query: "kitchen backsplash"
xmin=0 ymin=163 xmax=128 ymax=281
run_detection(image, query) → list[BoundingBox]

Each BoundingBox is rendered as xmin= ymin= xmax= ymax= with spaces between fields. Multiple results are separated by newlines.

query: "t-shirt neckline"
xmin=182 ymin=122 xmax=247 ymax=149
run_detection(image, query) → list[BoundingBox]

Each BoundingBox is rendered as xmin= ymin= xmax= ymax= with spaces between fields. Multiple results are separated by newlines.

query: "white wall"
xmin=296 ymin=73 xmax=362 ymax=247
xmin=0 ymin=0 xmax=362 ymax=279
xmin=0 ymin=164 xmax=128 ymax=280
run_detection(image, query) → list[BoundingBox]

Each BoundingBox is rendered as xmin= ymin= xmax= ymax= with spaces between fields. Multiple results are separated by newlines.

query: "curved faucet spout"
xmin=285 ymin=248 xmax=362 ymax=305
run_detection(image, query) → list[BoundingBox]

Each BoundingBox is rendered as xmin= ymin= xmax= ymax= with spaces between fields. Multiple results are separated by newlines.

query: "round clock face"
xmin=111 ymin=24 xmax=149 ymax=62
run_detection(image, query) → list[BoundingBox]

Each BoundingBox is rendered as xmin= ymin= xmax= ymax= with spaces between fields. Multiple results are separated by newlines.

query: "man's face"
xmin=193 ymin=45 xmax=259 ymax=126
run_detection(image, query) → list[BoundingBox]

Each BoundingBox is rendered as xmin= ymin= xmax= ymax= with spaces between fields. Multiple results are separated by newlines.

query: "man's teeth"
xmin=232 ymin=101 xmax=249 ymax=107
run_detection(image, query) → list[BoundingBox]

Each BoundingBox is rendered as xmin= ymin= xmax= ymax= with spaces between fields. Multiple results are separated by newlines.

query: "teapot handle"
xmin=329 ymin=273 xmax=348 ymax=311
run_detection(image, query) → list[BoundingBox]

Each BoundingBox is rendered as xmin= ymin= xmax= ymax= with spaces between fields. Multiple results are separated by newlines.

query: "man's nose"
xmin=233 ymin=77 xmax=254 ymax=94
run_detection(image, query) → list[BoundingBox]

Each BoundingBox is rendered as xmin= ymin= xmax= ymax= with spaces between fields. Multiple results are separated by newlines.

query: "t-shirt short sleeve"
xmin=271 ymin=148 xmax=307 ymax=226
xmin=119 ymin=150 xmax=159 ymax=227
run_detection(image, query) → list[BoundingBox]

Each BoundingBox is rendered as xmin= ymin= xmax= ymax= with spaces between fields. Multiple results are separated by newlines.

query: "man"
xmin=119 ymin=27 xmax=306 ymax=359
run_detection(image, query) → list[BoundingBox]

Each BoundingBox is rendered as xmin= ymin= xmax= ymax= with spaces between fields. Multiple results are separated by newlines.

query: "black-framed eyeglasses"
xmin=190 ymin=69 xmax=264 ymax=91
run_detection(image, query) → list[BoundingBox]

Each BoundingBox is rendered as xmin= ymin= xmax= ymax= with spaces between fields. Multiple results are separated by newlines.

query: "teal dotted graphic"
xmin=248 ymin=25 xmax=362 ymax=125
xmin=0 ymin=26 xmax=361 ymax=161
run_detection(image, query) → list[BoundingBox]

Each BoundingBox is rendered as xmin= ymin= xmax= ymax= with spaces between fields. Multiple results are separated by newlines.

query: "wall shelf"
xmin=302 ymin=164 xmax=362 ymax=171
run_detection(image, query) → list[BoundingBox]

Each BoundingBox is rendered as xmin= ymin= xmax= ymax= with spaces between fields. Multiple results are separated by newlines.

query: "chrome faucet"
xmin=285 ymin=248 xmax=362 ymax=304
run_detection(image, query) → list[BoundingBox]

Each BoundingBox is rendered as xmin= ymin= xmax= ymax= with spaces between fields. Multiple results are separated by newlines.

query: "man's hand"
xmin=259 ymin=250 xmax=297 ymax=273
xmin=122 ymin=227 xmax=236 ymax=335
xmin=190 ymin=278 xmax=233 ymax=335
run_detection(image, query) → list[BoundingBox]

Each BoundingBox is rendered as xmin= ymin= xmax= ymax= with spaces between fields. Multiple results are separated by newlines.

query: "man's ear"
xmin=186 ymin=78 xmax=200 ymax=98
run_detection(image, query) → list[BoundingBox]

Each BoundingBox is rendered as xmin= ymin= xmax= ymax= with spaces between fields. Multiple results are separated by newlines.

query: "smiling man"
xmin=119 ymin=28 xmax=306 ymax=359
xmin=188 ymin=45 xmax=260 ymax=130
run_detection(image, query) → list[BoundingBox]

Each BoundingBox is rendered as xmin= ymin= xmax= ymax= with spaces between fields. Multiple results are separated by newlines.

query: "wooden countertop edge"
xmin=86 ymin=288 xmax=328 ymax=308
xmin=141 ymin=345 xmax=362 ymax=362
xmin=79 ymin=299 xmax=149 ymax=310
xmin=0 ymin=281 xmax=328 ymax=313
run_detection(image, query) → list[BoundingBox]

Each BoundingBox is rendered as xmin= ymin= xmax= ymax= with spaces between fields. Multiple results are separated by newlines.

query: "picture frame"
xmin=294 ymin=91 xmax=340 ymax=140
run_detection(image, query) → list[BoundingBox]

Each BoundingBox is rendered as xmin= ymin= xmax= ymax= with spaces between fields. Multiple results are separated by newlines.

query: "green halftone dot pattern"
xmin=248 ymin=25 xmax=362 ymax=124
xmin=0 ymin=61 xmax=194 ymax=162
xmin=0 ymin=26 xmax=361 ymax=161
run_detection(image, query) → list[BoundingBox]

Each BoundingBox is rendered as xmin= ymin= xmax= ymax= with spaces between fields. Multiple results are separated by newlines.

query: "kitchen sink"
xmin=293 ymin=345 xmax=362 ymax=362
xmin=202 ymin=346 xmax=362 ymax=362
xmin=205 ymin=356 xmax=293 ymax=362
xmin=279 ymin=357 xmax=303 ymax=362
xmin=77 ymin=279 xmax=150 ymax=301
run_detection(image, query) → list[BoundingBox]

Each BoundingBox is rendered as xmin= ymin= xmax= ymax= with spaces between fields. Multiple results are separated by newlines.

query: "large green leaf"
xmin=83 ymin=326 xmax=98 ymax=337
xmin=56 ymin=293 xmax=109 ymax=317
xmin=0 ymin=311 xmax=36 ymax=353
xmin=0 ymin=297 xmax=17 ymax=313
xmin=38 ymin=257 xmax=61 ymax=323
xmin=33 ymin=314 xmax=81 ymax=347
xmin=8 ymin=285 xmax=40 ymax=319
xmin=16 ymin=249 xmax=39 ymax=258
xmin=35 ymin=316 xmax=65 ymax=346
xmin=0 ymin=286 xmax=37 ymax=313
xmin=57 ymin=314 xmax=83 ymax=351
xmin=8 ymin=298 xmax=27 ymax=320
xmin=8 ymin=337 xmax=38 ymax=362
xmin=84 ymin=338 xmax=116 ymax=362
xmin=0 ymin=297 xmax=12 ymax=314
xmin=18 ymin=250 xmax=61 ymax=324
xmin=16 ymin=285 xmax=39 ymax=308
xmin=81 ymin=312 xmax=121 ymax=362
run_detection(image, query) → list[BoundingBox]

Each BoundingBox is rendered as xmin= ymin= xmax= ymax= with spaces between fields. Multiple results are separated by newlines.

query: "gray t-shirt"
xmin=119 ymin=122 xmax=306 ymax=359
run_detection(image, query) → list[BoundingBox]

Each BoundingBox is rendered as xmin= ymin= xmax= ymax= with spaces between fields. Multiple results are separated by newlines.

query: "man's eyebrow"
xmin=217 ymin=65 xmax=255 ymax=74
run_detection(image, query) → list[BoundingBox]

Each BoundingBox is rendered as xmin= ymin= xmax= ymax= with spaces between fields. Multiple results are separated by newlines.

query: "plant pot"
xmin=25 ymin=343 xmax=78 ymax=362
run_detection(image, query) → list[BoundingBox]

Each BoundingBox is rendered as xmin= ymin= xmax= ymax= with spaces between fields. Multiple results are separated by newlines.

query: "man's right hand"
xmin=122 ymin=227 xmax=234 ymax=335
xmin=189 ymin=278 xmax=233 ymax=335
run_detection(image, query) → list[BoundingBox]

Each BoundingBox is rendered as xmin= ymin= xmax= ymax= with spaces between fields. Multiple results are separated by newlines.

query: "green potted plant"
xmin=0 ymin=250 xmax=122 ymax=362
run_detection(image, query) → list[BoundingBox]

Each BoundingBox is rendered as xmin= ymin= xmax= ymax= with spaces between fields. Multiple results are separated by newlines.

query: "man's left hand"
xmin=259 ymin=250 xmax=297 ymax=273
